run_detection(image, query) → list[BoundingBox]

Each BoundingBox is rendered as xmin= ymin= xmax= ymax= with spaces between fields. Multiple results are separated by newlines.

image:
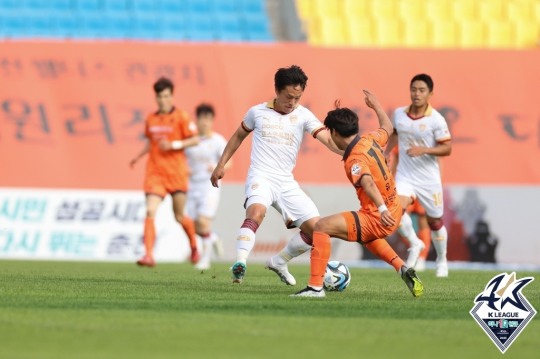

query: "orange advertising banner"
xmin=0 ymin=42 xmax=539 ymax=189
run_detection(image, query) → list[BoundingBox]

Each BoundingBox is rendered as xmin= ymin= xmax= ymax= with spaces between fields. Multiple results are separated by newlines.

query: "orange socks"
xmin=365 ymin=239 xmax=405 ymax=271
xmin=180 ymin=216 xmax=198 ymax=251
xmin=309 ymin=231 xmax=331 ymax=288
xmin=143 ymin=217 xmax=156 ymax=257
xmin=418 ymin=227 xmax=431 ymax=259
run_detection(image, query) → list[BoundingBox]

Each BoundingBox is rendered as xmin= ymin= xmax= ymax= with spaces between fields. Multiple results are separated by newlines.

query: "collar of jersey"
xmin=405 ymin=104 xmax=432 ymax=119
xmin=343 ymin=135 xmax=361 ymax=161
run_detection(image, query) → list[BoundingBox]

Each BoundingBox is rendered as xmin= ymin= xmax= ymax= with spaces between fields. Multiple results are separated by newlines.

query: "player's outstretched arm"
xmin=315 ymin=129 xmax=344 ymax=156
xmin=210 ymin=124 xmax=250 ymax=187
xmin=360 ymin=174 xmax=395 ymax=228
xmin=363 ymin=90 xmax=393 ymax=135
xmin=130 ymin=140 xmax=150 ymax=168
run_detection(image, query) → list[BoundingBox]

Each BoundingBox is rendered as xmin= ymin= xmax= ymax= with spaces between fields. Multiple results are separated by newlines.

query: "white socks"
xmin=236 ymin=227 xmax=256 ymax=264
xmin=398 ymin=212 xmax=423 ymax=247
xmin=274 ymin=232 xmax=312 ymax=266
xmin=431 ymin=225 xmax=448 ymax=262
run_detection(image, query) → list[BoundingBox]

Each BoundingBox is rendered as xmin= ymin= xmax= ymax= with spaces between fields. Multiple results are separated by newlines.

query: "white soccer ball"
xmin=323 ymin=261 xmax=351 ymax=291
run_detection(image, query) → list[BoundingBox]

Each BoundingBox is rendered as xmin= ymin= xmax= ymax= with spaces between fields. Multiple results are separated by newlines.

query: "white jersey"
xmin=243 ymin=101 xmax=324 ymax=179
xmin=185 ymin=132 xmax=227 ymax=183
xmin=393 ymin=105 xmax=451 ymax=184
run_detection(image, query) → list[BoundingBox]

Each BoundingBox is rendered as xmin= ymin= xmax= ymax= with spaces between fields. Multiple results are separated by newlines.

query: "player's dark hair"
xmin=153 ymin=77 xmax=174 ymax=94
xmin=274 ymin=65 xmax=308 ymax=92
xmin=324 ymin=100 xmax=359 ymax=137
xmin=410 ymin=73 xmax=434 ymax=92
xmin=196 ymin=103 xmax=215 ymax=118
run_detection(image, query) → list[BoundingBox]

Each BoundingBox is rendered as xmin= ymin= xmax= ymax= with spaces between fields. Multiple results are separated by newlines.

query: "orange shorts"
xmin=342 ymin=206 xmax=402 ymax=244
xmin=144 ymin=171 xmax=188 ymax=198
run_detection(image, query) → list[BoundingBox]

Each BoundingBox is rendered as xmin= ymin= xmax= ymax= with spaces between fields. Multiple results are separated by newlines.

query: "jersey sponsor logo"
xmin=289 ymin=114 xmax=298 ymax=124
xmin=351 ymin=163 xmax=361 ymax=176
xmin=470 ymin=272 xmax=536 ymax=353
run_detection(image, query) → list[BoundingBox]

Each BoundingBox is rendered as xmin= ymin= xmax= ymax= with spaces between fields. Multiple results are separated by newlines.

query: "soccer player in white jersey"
xmin=185 ymin=103 xmax=229 ymax=270
xmin=384 ymin=74 xmax=452 ymax=277
xmin=210 ymin=65 xmax=342 ymax=284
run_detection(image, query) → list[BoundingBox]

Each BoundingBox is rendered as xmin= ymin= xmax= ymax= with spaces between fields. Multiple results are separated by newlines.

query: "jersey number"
xmin=367 ymin=147 xmax=388 ymax=180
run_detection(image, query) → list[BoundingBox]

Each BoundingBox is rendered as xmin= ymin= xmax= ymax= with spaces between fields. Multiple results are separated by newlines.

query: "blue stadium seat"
xmin=75 ymin=0 xmax=102 ymax=12
xmin=187 ymin=13 xmax=215 ymax=41
xmin=104 ymin=0 xmax=130 ymax=13
xmin=213 ymin=0 xmax=238 ymax=14
xmin=0 ymin=10 xmax=28 ymax=38
xmin=187 ymin=0 xmax=212 ymax=15
xmin=0 ymin=0 xmax=21 ymax=11
xmin=79 ymin=13 xmax=109 ymax=38
xmin=23 ymin=0 xmax=50 ymax=11
xmin=132 ymin=13 xmax=161 ymax=40
xmin=240 ymin=0 xmax=266 ymax=14
xmin=215 ymin=13 xmax=244 ymax=41
xmin=54 ymin=11 xmax=79 ymax=37
xmin=132 ymin=0 xmax=157 ymax=14
xmin=161 ymin=13 xmax=188 ymax=41
xmin=243 ymin=13 xmax=273 ymax=41
xmin=160 ymin=0 xmax=188 ymax=14
xmin=27 ymin=13 xmax=56 ymax=37
xmin=107 ymin=12 xmax=132 ymax=39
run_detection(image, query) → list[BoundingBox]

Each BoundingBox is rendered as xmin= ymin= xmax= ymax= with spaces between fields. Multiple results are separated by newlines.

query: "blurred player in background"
xmin=388 ymin=146 xmax=431 ymax=271
xmin=185 ymin=103 xmax=229 ymax=270
xmin=130 ymin=77 xmax=200 ymax=267
xmin=293 ymin=90 xmax=423 ymax=298
xmin=210 ymin=65 xmax=342 ymax=284
xmin=384 ymin=74 xmax=452 ymax=277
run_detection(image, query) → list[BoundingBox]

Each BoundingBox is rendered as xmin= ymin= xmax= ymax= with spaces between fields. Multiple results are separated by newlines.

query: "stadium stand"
xmin=296 ymin=0 xmax=540 ymax=48
xmin=0 ymin=0 xmax=274 ymax=42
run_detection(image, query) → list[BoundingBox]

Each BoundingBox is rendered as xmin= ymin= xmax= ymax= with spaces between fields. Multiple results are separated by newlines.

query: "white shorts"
xmin=244 ymin=174 xmax=319 ymax=228
xmin=186 ymin=180 xmax=221 ymax=219
xmin=396 ymin=179 xmax=444 ymax=218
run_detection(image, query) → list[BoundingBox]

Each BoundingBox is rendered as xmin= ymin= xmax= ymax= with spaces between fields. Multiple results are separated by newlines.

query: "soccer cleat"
xmin=436 ymin=259 xmax=448 ymax=278
xmin=290 ymin=286 xmax=326 ymax=298
xmin=265 ymin=257 xmax=296 ymax=286
xmin=231 ymin=261 xmax=246 ymax=283
xmin=190 ymin=249 xmax=200 ymax=264
xmin=136 ymin=255 xmax=155 ymax=267
xmin=400 ymin=266 xmax=424 ymax=297
xmin=405 ymin=240 xmax=425 ymax=268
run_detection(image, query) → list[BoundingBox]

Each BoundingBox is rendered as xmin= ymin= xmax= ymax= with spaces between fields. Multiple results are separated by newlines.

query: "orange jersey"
xmin=343 ymin=128 xmax=399 ymax=214
xmin=144 ymin=107 xmax=197 ymax=176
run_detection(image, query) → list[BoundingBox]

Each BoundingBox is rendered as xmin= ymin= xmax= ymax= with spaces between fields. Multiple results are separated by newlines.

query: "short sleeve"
xmin=434 ymin=114 xmax=451 ymax=142
xmin=346 ymin=154 xmax=371 ymax=187
xmin=368 ymin=128 xmax=389 ymax=148
xmin=179 ymin=111 xmax=197 ymax=139
xmin=242 ymin=107 xmax=256 ymax=131
xmin=302 ymin=107 xmax=324 ymax=135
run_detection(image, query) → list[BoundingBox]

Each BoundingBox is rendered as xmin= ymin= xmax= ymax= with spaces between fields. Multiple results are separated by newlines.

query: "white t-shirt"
xmin=243 ymin=101 xmax=324 ymax=178
xmin=185 ymin=132 xmax=227 ymax=183
xmin=392 ymin=105 xmax=451 ymax=184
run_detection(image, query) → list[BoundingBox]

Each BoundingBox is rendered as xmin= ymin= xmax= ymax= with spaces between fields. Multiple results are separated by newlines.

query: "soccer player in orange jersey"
xmin=292 ymin=90 xmax=424 ymax=298
xmin=130 ymin=77 xmax=200 ymax=267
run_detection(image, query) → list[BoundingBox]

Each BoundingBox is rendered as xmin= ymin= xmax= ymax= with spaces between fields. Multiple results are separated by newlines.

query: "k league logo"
xmin=470 ymin=272 xmax=536 ymax=353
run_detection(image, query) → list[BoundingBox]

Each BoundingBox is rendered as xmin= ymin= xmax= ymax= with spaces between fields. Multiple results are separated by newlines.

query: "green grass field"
xmin=0 ymin=260 xmax=538 ymax=359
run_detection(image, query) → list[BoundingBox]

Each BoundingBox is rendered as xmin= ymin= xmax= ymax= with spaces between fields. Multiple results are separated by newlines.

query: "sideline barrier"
xmin=0 ymin=42 xmax=539 ymax=188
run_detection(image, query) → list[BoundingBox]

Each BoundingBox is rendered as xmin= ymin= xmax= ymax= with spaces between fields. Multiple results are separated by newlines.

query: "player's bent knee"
xmin=429 ymin=218 xmax=444 ymax=231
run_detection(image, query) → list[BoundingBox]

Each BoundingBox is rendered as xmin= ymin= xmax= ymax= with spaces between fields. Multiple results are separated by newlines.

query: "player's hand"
xmin=210 ymin=164 xmax=225 ymax=188
xmin=158 ymin=140 xmax=172 ymax=151
xmin=380 ymin=210 xmax=396 ymax=227
xmin=406 ymin=145 xmax=426 ymax=157
xmin=363 ymin=89 xmax=380 ymax=110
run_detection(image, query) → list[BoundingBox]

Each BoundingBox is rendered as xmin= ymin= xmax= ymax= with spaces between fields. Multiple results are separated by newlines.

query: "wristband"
xmin=171 ymin=141 xmax=183 ymax=150
xmin=377 ymin=204 xmax=388 ymax=213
